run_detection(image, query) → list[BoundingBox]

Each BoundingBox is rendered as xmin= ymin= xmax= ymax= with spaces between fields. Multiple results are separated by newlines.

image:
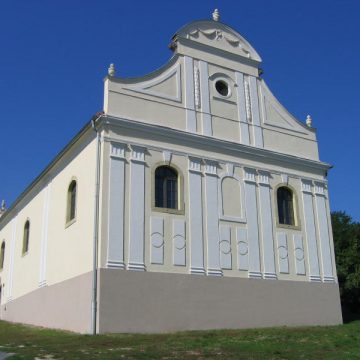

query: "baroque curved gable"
xmin=172 ymin=20 xmax=262 ymax=63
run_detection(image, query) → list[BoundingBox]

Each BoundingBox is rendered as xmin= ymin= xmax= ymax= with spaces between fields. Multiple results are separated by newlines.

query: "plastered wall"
xmin=0 ymin=131 xmax=97 ymax=305
xmin=101 ymin=122 xmax=336 ymax=284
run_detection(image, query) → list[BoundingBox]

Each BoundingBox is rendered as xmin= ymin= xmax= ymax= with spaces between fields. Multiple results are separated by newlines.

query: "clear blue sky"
xmin=1 ymin=0 xmax=359 ymax=220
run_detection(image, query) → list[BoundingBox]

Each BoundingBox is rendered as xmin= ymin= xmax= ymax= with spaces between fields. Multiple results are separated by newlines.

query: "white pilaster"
xmin=314 ymin=182 xmax=334 ymax=282
xmin=107 ymin=143 xmax=126 ymax=269
xmin=204 ymin=161 xmax=221 ymax=276
xmin=249 ymin=76 xmax=264 ymax=148
xmin=258 ymin=171 xmax=277 ymax=279
xmin=188 ymin=157 xmax=205 ymax=275
xmin=39 ymin=181 xmax=51 ymax=287
xmin=235 ymin=72 xmax=250 ymax=145
xmin=173 ymin=219 xmax=186 ymax=266
xmin=301 ymin=180 xmax=321 ymax=282
xmin=150 ymin=217 xmax=164 ymax=264
xmin=184 ymin=56 xmax=197 ymax=132
xmin=243 ymin=168 xmax=261 ymax=278
xmin=199 ymin=60 xmax=212 ymax=136
xmin=277 ymin=232 xmax=289 ymax=274
xmin=128 ymin=146 xmax=146 ymax=271
xmin=7 ymin=215 xmax=17 ymax=301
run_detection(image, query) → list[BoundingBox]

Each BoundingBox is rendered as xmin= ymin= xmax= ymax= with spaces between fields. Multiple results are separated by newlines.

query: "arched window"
xmin=155 ymin=166 xmax=178 ymax=209
xmin=67 ymin=180 xmax=77 ymax=223
xmin=23 ymin=220 xmax=30 ymax=254
xmin=277 ymin=187 xmax=295 ymax=226
xmin=0 ymin=241 xmax=5 ymax=270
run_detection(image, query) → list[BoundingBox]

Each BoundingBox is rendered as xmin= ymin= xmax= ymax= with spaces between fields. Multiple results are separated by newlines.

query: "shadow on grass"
xmin=341 ymin=305 xmax=360 ymax=323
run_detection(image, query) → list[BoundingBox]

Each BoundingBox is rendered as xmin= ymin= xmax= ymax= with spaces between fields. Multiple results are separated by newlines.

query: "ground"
xmin=0 ymin=320 xmax=359 ymax=359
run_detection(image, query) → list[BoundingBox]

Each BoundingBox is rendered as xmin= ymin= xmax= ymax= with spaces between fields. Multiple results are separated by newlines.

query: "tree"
xmin=331 ymin=211 xmax=360 ymax=321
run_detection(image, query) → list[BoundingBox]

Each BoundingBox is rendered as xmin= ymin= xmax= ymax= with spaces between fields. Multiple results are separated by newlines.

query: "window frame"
xmin=66 ymin=178 xmax=78 ymax=227
xmin=274 ymin=184 xmax=301 ymax=230
xmin=152 ymin=163 xmax=184 ymax=215
xmin=22 ymin=220 xmax=30 ymax=255
xmin=0 ymin=241 xmax=5 ymax=270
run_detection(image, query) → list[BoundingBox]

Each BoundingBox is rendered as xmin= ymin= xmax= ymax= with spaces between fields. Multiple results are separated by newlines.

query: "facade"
xmin=0 ymin=11 xmax=342 ymax=333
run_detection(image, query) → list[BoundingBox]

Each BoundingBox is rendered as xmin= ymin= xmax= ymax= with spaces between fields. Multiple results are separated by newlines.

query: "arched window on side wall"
xmin=22 ymin=220 xmax=30 ymax=254
xmin=277 ymin=186 xmax=295 ymax=226
xmin=155 ymin=166 xmax=178 ymax=209
xmin=67 ymin=180 xmax=77 ymax=223
xmin=0 ymin=241 xmax=5 ymax=270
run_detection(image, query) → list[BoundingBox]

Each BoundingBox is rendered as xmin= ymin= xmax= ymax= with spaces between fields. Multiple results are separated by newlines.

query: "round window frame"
xmin=213 ymin=78 xmax=231 ymax=98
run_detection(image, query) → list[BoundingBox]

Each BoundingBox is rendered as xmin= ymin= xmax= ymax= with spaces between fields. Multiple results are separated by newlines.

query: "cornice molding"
xmin=101 ymin=115 xmax=331 ymax=173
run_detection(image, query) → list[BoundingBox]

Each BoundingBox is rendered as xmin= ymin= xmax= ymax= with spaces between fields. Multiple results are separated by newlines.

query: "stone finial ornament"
xmin=306 ymin=115 xmax=312 ymax=128
xmin=108 ymin=63 xmax=116 ymax=77
xmin=212 ymin=9 xmax=220 ymax=22
xmin=0 ymin=200 xmax=6 ymax=217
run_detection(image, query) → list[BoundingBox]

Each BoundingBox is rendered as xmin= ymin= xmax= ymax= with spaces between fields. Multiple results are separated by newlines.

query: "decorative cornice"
xmin=244 ymin=167 xmax=257 ymax=183
xmin=258 ymin=170 xmax=270 ymax=186
xmin=314 ymin=181 xmax=326 ymax=196
xmin=188 ymin=157 xmax=202 ymax=173
xmin=130 ymin=145 xmax=146 ymax=163
xmin=110 ymin=142 xmax=126 ymax=159
xmin=204 ymin=160 xmax=218 ymax=176
xmin=301 ymin=179 xmax=313 ymax=194
xmin=102 ymin=116 xmax=331 ymax=173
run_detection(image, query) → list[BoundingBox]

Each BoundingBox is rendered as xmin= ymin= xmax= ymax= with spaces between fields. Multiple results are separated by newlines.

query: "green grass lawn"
xmin=0 ymin=320 xmax=359 ymax=359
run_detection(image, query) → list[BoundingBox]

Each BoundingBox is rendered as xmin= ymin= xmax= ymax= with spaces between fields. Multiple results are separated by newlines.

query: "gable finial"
xmin=0 ymin=200 xmax=6 ymax=216
xmin=212 ymin=9 xmax=220 ymax=22
xmin=306 ymin=115 xmax=312 ymax=128
xmin=108 ymin=63 xmax=116 ymax=77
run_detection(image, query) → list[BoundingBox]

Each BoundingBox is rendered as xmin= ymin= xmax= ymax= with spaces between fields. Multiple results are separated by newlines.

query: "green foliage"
xmin=0 ymin=320 xmax=360 ymax=359
xmin=331 ymin=211 xmax=360 ymax=317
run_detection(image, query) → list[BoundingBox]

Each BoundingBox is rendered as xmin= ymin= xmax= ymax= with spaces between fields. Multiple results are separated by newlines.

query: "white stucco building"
xmin=0 ymin=11 xmax=342 ymax=333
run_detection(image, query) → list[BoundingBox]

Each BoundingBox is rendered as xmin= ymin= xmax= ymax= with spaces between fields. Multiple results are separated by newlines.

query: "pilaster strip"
xmin=249 ymin=76 xmax=264 ymax=148
xmin=314 ymin=182 xmax=334 ymax=282
xmin=258 ymin=171 xmax=277 ymax=279
xmin=188 ymin=157 xmax=205 ymax=275
xmin=107 ymin=143 xmax=126 ymax=269
xmin=128 ymin=146 xmax=146 ymax=271
xmin=301 ymin=180 xmax=321 ymax=282
xmin=235 ymin=72 xmax=250 ymax=145
xmin=204 ymin=160 xmax=222 ymax=276
xmin=244 ymin=167 xmax=261 ymax=278
xmin=184 ymin=56 xmax=197 ymax=132
xmin=7 ymin=215 xmax=18 ymax=301
xmin=199 ymin=60 xmax=212 ymax=136
xmin=39 ymin=181 xmax=51 ymax=286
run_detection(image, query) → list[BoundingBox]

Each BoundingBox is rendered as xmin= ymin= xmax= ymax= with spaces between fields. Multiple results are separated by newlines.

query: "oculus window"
xmin=215 ymin=80 xmax=230 ymax=97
